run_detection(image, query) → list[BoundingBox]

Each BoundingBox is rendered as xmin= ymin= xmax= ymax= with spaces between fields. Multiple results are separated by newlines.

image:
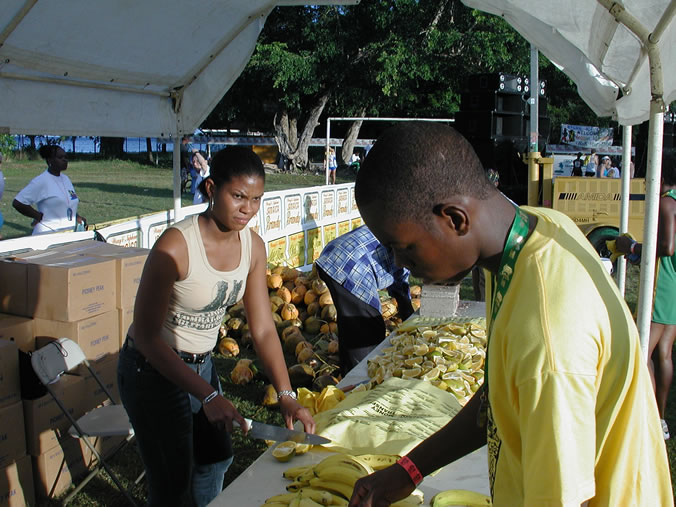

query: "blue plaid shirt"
xmin=315 ymin=225 xmax=410 ymax=310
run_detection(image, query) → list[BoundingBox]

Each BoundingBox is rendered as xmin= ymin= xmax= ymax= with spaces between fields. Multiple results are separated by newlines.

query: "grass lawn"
xmin=0 ymin=155 xmax=353 ymax=240
xmin=2 ymin=158 xmax=674 ymax=505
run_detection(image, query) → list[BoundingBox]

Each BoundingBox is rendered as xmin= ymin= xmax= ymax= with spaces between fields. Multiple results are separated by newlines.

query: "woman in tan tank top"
xmin=118 ymin=147 xmax=315 ymax=506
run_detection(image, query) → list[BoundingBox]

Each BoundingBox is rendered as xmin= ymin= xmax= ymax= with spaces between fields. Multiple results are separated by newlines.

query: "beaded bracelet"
xmin=397 ymin=456 xmax=423 ymax=486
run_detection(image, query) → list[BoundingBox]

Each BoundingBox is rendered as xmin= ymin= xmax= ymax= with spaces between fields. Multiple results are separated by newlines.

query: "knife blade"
xmin=235 ymin=418 xmax=331 ymax=445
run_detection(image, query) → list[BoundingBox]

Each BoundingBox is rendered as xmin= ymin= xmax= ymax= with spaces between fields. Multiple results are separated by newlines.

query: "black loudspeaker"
xmin=664 ymin=134 xmax=675 ymax=149
xmin=460 ymin=91 xmax=525 ymax=114
xmin=466 ymin=73 xmax=523 ymax=94
xmin=455 ymin=111 xmax=525 ymax=139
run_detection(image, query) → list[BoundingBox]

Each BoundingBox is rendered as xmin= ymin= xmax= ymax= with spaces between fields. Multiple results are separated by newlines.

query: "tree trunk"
xmin=291 ymin=93 xmax=330 ymax=170
xmin=28 ymin=135 xmax=36 ymax=150
xmin=274 ymin=93 xmax=330 ymax=171
xmin=71 ymin=137 xmax=76 ymax=153
xmin=100 ymin=137 xmax=125 ymax=158
xmin=145 ymin=137 xmax=155 ymax=165
xmin=340 ymin=110 xmax=366 ymax=166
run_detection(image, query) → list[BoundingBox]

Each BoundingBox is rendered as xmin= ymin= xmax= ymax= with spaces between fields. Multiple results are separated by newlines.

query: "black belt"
xmin=125 ymin=337 xmax=211 ymax=365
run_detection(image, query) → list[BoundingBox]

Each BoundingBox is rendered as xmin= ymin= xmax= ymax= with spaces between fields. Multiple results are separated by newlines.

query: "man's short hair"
xmin=355 ymin=122 xmax=494 ymax=222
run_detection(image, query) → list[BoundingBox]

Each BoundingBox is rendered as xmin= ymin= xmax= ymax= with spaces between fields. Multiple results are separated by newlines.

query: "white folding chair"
xmin=31 ymin=337 xmax=139 ymax=505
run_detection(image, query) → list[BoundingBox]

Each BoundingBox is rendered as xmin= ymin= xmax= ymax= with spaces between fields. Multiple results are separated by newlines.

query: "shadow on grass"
xmin=76 ymin=182 xmax=176 ymax=198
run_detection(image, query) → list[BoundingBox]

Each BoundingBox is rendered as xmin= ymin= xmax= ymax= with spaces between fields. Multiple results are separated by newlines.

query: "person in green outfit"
xmin=616 ymin=152 xmax=676 ymax=440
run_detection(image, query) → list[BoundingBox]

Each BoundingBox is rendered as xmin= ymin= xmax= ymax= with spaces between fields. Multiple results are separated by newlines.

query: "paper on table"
xmin=314 ymin=377 xmax=462 ymax=455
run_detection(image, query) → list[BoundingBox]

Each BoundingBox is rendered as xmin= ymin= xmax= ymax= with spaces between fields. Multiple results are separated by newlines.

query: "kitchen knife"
xmin=234 ymin=418 xmax=331 ymax=445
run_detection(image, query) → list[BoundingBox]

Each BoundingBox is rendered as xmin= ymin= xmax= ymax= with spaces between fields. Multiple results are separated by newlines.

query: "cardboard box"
xmin=0 ymin=258 xmax=28 ymax=317
xmin=0 ymin=341 xmax=20 ymax=409
xmin=0 ymin=455 xmax=35 ymax=507
xmin=118 ymin=307 xmax=134 ymax=348
xmin=50 ymin=241 xmax=149 ymax=309
xmin=0 ymin=251 xmax=116 ymax=322
xmin=0 ymin=314 xmax=34 ymax=353
xmin=35 ymin=310 xmax=119 ymax=362
xmin=32 ymin=432 xmax=127 ymax=500
xmin=0 ymin=402 xmax=26 ymax=468
xmin=83 ymin=353 xmax=120 ymax=405
xmin=22 ymin=373 xmax=87 ymax=456
xmin=32 ymin=437 xmax=90 ymax=499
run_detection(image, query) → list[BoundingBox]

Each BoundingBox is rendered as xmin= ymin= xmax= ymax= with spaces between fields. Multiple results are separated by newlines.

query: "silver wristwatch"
xmin=277 ymin=389 xmax=297 ymax=400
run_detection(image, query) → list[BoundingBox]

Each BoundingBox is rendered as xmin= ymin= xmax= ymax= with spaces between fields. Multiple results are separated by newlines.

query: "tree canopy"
xmin=203 ymin=1 xmax=603 ymax=169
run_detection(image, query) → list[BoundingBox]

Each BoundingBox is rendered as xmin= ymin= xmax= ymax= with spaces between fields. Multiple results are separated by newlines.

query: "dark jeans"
xmin=117 ymin=341 xmax=233 ymax=507
xmin=316 ymin=265 xmax=387 ymax=375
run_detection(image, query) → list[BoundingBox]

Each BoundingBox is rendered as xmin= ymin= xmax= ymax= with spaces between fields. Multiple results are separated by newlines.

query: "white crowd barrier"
xmin=0 ymin=183 xmax=362 ymax=270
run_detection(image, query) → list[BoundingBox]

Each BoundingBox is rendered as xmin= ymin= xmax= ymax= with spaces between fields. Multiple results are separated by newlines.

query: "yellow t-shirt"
xmin=485 ymin=207 xmax=672 ymax=506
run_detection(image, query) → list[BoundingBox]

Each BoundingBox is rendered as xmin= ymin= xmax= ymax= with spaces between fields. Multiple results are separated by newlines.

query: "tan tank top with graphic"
xmin=160 ymin=215 xmax=251 ymax=354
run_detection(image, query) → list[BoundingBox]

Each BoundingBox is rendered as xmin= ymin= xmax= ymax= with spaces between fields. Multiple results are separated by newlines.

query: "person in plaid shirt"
xmin=315 ymin=225 xmax=414 ymax=374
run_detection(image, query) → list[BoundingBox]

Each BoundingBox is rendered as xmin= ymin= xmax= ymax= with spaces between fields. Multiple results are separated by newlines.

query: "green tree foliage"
xmin=204 ymin=1 xmax=599 ymax=163
xmin=0 ymin=134 xmax=17 ymax=158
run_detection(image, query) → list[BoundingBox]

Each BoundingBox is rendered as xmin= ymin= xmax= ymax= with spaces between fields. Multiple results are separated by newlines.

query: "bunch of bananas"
xmin=261 ymin=453 xmax=423 ymax=506
xmin=366 ymin=320 xmax=487 ymax=405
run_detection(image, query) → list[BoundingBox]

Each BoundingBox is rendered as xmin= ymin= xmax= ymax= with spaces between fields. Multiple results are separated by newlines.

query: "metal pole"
xmin=325 ymin=118 xmax=331 ymax=186
xmin=529 ymin=44 xmax=539 ymax=153
xmin=173 ymin=134 xmax=182 ymax=223
xmin=617 ymin=125 xmax=632 ymax=295
xmin=636 ymin=100 xmax=664 ymax=360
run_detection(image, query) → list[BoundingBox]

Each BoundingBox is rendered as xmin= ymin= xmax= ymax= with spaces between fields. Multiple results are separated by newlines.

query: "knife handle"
xmin=233 ymin=418 xmax=252 ymax=432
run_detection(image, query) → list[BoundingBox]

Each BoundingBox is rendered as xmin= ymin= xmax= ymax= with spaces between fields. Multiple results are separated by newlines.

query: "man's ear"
xmin=433 ymin=203 xmax=470 ymax=236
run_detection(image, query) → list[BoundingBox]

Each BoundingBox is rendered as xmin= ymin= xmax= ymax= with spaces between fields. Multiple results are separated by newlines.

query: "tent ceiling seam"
xmin=0 ymin=71 xmax=169 ymax=97
xmin=0 ymin=0 xmax=37 ymax=47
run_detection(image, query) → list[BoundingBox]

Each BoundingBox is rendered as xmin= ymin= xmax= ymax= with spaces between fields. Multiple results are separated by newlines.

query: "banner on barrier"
xmin=0 ymin=184 xmax=360 ymax=271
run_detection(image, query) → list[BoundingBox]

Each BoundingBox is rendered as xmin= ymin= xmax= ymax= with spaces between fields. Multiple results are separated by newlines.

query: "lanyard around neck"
xmin=478 ymin=205 xmax=531 ymax=427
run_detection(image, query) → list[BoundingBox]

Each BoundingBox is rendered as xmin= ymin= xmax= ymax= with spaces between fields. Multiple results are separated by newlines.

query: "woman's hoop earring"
xmin=209 ymin=196 xmax=214 ymax=210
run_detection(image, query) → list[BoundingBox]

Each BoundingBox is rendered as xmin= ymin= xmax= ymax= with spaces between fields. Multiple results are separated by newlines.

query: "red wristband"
xmin=397 ymin=456 xmax=423 ymax=486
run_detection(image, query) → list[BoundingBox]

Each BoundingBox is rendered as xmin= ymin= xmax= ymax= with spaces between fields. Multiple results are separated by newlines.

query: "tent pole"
xmin=616 ymin=125 xmax=632 ymax=295
xmin=173 ymin=134 xmax=182 ymax=223
xmin=529 ymin=44 xmax=539 ymax=153
xmin=636 ymin=100 xmax=664 ymax=360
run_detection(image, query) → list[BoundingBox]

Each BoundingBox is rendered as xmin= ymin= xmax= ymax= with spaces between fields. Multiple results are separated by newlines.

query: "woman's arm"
xmin=243 ymin=232 xmax=315 ymax=432
xmin=132 ymin=229 xmax=246 ymax=431
xmin=656 ymin=195 xmax=676 ymax=257
xmin=12 ymin=199 xmax=42 ymax=225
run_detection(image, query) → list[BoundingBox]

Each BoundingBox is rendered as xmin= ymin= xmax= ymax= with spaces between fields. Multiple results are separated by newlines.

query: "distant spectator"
xmin=606 ymin=159 xmax=620 ymax=179
xmin=328 ymin=147 xmax=337 ymax=185
xmin=181 ymin=136 xmax=198 ymax=194
xmin=13 ymin=145 xmax=86 ymax=235
xmin=586 ymin=149 xmax=599 ymax=177
xmin=599 ymin=155 xmax=612 ymax=177
xmin=192 ymin=152 xmax=210 ymax=205
xmin=572 ymin=152 xmax=584 ymax=176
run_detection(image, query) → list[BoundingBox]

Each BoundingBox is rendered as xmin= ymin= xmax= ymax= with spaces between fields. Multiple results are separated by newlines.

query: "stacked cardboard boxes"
xmin=0 ymin=240 xmax=149 ymax=501
xmin=0 ymin=340 xmax=35 ymax=506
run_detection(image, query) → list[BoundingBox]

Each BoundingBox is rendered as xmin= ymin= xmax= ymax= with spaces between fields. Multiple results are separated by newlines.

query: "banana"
xmin=289 ymin=495 xmax=302 ymax=507
xmin=314 ymin=453 xmax=373 ymax=476
xmin=287 ymin=481 xmax=306 ymax=492
xmin=262 ymin=503 xmax=289 ymax=507
xmin=314 ymin=468 xmax=363 ymax=487
xmin=299 ymin=488 xmax=335 ymax=506
xmin=284 ymin=465 xmax=314 ymax=480
xmin=296 ymin=469 xmax=318 ymax=484
xmin=430 ymin=489 xmax=491 ymax=507
xmin=266 ymin=492 xmax=298 ymax=503
xmin=308 ymin=477 xmax=354 ymax=500
xmin=354 ymin=454 xmax=400 ymax=471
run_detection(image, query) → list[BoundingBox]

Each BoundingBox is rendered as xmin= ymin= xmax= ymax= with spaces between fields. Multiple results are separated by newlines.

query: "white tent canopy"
xmin=0 ymin=0 xmax=355 ymax=138
xmin=462 ymin=0 xmax=675 ymax=126
xmin=462 ymin=0 xmax=676 ymax=355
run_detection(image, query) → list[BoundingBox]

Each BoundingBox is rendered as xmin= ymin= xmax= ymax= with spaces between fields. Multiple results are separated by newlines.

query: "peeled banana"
xmin=430 ymin=489 xmax=491 ymax=507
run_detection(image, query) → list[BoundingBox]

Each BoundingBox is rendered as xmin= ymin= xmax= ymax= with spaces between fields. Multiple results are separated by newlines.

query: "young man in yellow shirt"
xmin=348 ymin=122 xmax=672 ymax=506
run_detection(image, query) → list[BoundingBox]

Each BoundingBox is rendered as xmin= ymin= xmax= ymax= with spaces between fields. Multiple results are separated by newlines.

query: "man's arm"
xmin=349 ymin=387 xmax=486 ymax=506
